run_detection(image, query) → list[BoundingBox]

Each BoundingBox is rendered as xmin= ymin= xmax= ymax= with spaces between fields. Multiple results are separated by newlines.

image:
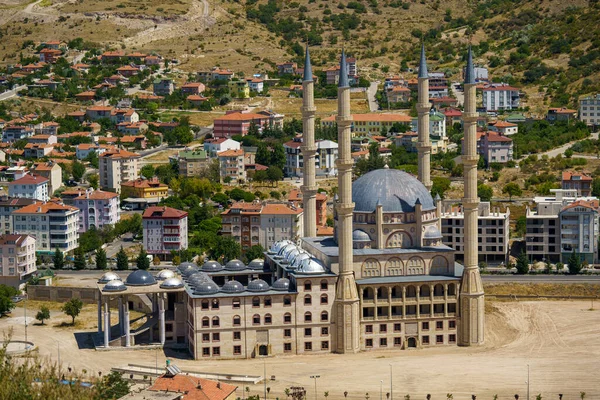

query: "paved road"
xmin=482 ymin=275 xmax=600 ymax=284
xmin=367 ymin=81 xmax=379 ymax=112
xmin=531 ymin=130 xmax=600 ymax=159
xmin=0 ymin=85 xmax=26 ymax=101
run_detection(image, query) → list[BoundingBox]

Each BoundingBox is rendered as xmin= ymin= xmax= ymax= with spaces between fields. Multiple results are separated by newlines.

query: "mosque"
xmin=95 ymin=46 xmax=484 ymax=358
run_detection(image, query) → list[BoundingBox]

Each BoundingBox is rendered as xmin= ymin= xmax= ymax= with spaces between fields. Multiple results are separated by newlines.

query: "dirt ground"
xmin=1 ymin=300 xmax=597 ymax=399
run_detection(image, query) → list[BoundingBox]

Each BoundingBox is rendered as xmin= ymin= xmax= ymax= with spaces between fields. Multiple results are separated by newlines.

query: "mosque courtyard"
xmin=1 ymin=299 xmax=597 ymax=399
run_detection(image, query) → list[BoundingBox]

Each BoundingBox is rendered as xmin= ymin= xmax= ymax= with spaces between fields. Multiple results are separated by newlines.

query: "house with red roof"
xmin=7 ymin=174 xmax=49 ymax=201
xmin=463 ymin=131 xmax=514 ymax=164
xmin=489 ymin=120 xmax=518 ymax=136
xmin=143 ymin=206 xmax=188 ymax=256
xmin=562 ymin=171 xmax=593 ymax=197
xmin=73 ymin=188 xmax=119 ymax=232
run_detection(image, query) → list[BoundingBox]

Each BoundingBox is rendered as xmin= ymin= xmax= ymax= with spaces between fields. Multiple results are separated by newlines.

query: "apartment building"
xmin=2 ymin=126 xmax=34 ymax=142
xmin=178 ymin=150 xmax=210 ymax=177
xmin=203 ymin=137 xmax=241 ymax=157
xmin=121 ymin=177 xmax=168 ymax=200
xmin=321 ymin=113 xmax=412 ymax=137
xmin=0 ymin=197 xmax=36 ymax=235
xmin=31 ymin=161 xmax=63 ymax=195
xmin=7 ymin=174 xmax=49 ymax=202
xmin=228 ymin=80 xmax=250 ymax=99
xmin=283 ymin=138 xmax=338 ymax=177
xmin=441 ymin=202 xmax=510 ymax=265
xmin=0 ymin=234 xmax=36 ymax=288
xmin=562 ymin=171 xmax=593 ymax=197
xmin=218 ymin=149 xmax=246 ymax=183
xmin=482 ymin=84 xmax=520 ymax=112
xmin=153 ymin=79 xmax=175 ymax=96
xmin=221 ymin=202 xmax=303 ymax=251
xmin=142 ymin=206 xmax=188 ymax=257
xmin=99 ymin=149 xmax=140 ymax=193
xmin=525 ymin=189 xmax=598 ymax=263
xmin=73 ymin=189 xmax=120 ymax=233
xmin=462 ymin=131 xmax=514 ymax=164
xmin=288 ymin=189 xmax=328 ymax=228
xmin=489 ymin=120 xmax=518 ymax=136
xmin=579 ymin=94 xmax=600 ymax=126
xmin=12 ymin=201 xmax=79 ymax=254
xmin=213 ymin=111 xmax=284 ymax=138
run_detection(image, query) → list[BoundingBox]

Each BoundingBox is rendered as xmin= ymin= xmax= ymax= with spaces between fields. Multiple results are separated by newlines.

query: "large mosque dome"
xmin=352 ymin=168 xmax=435 ymax=213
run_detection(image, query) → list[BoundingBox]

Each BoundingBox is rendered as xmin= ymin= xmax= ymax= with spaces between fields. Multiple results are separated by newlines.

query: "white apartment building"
xmin=76 ymin=144 xmax=111 ymax=160
xmin=12 ymin=201 xmax=80 ymax=254
xmin=203 ymin=137 xmax=241 ymax=157
xmin=441 ymin=202 xmax=510 ymax=265
xmin=73 ymin=189 xmax=120 ymax=233
xmin=0 ymin=234 xmax=36 ymax=288
xmin=99 ymin=148 xmax=140 ymax=193
xmin=0 ymin=197 xmax=36 ymax=235
xmin=284 ymin=138 xmax=338 ymax=177
xmin=221 ymin=202 xmax=303 ymax=251
xmin=482 ymin=84 xmax=520 ymax=112
xmin=31 ymin=161 xmax=62 ymax=196
xmin=579 ymin=94 xmax=600 ymax=126
xmin=142 ymin=206 xmax=188 ymax=257
xmin=7 ymin=174 xmax=49 ymax=202
xmin=217 ymin=149 xmax=245 ymax=183
xmin=526 ymin=189 xmax=599 ymax=264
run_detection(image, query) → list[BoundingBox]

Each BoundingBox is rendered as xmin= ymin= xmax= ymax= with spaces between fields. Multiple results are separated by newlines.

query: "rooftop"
xmin=143 ymin=206 xmax=188 ymax=219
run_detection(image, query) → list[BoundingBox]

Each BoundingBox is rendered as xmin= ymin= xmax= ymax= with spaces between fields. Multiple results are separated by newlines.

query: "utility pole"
xmin=24 ymin=298 xmax=27 ymax=344
xmin=389 ymin=364 xmax=393 ymax=400
xmin=264 ymin=359 xmax=267 ymax=400
xmin=310 ymin=375 xmax=320 ymax=400
xmin=526 ymin=364 xmax=530 ymax=400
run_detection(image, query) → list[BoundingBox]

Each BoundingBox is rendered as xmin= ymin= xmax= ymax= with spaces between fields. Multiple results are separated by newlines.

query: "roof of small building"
xmin=13 ymin=201 xmax=78 ymax=214
xmin=217 ymin=149 xmax=244 ymax=157
xmin=148 ymin=374 xmax=237 ymax=400
xmin=142 ymin=206 xmax=188 ymax=219
xmin=562 ymin=171 xmax=592 ymax=182
xmin=74 ymin=189 xmax=119 ymax=200
xmin=99 ymin=149 xmax=140 ymax=159
xmin=0 ymin=234 xmax=32 ymax=246
xmin=7 ymin=174 xmax=48 ymax=185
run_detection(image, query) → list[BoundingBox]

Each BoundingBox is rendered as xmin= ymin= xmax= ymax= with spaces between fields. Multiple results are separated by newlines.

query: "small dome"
xmin=221 ymin=280 xmax=245 ymax=293
xmin=248 ymin=259 xmax=265 ymax=270
xmin=201 ymin=260 xmax=223 ymax=272
xmin=247 ymin=279 xmax=270 ymax=292
xmin=352 ymin=229 xmax=371 ymax=242
xmin=269 ymin=240 xmax=292 ymax=254
xmin=193 ymin=281 xmax=220 ymax=295
xmin=178 ymin=262 xmax=200 ymax=277
xmin=284 ymin=248 xmax=301 ymax=264
xmin=98 ymin=271 xmax=121 ymax=284
xmin=225 ymin=259 xmax=246 ymax=271
xmin=278 ymin=243 xmax=296 ymax=257
xmin=160 ymin=277 xmax=184 ymax=289
xmin=272 ymin=278 xmax=290 ymax=291
xmin=290 ymin=252 xmax=310 ymax=269
xmin=298 ymin=258 xmax=326 ymax=274
xmin=424 ymin=225 xmax=443 ymax=239
xmin=125 ymin=270 xmax=157 ymax=286
xmin=156 ymin=269 xmax=175 ymax=280
xmin=103 ymin=280 xmax=127 ymax=292
xmin=188 ymin=272 xmax=211 ymax=285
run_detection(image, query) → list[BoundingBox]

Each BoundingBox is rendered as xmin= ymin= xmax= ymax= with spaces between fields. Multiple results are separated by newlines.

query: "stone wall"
xmin=27 ymin=285 xmax=99 ymax=304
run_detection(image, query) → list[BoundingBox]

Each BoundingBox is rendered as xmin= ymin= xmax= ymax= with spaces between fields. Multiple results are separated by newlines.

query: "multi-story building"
xmin=288 ymin=189 xmax=328 ymax=228
xmin=246 ymin=78 xmax=264 ymax=93
xmin=99 ymin=149 xmax=140 ymax=193
xmin=441 ymin=202 xmax=510 ymax=265
xmin=488 ymin=120 xmax=518 ymax=136
xmin=482 ymin=84 xmax=520 ymax=112
xmin=387 ymin=86 xmax=411 ymax=104
xmin=276 ymin=62 xmax=297 ymax=75
xmin=217 ymin=149 xmax=246 ymax=183
xmin=562 ymin=171 xmax=593 ymax=197
xmin=12 ymin=201 xmax=79 ymax=254
xmin=2 ymin=125 xmax=34 ymax=142
xmin=142 ymin=206 xmax=188 ymax=257
xmin=24 ymin=143 xmax=54 ymax=158
xmin=411 ymin=110 xmax=447 ymax=140
xmin=464 ymin=131 xmax=513 ymax=164
xmin=73 ymin=189 xmax=120 ymax=233
xmin=180 ymin=82 xmax=206 ymax=95
xmin=228 ymin=80 xmax=250 ymax=99
xmin=579 ymin=94 xmax=600 ymax=126
xmin=0 ymin=234 xmax=36 ymax=288
xmin=8 ymin=174 xmax=49 ymax=202
xmin=321 ymin=113 xmax=412 ymax=136
xmin=153 ymin=79 xmax=175 ymax=96
xmin=547 ymin=107 xmax=577 ymax=123
xmin=31 ymin=161 xmax=62 ymax=196
xmin=213 ymin=111 xmax=284 ymax=138
xmin=178 ymin=150 xmax=210 ymax=177
xmin=0 ymin=197 xmax=36 ymax=234
xmin=462 ymin=65 xmax=488 ymax=82
xmin=559 ymin=199 xmax=599 ymax=264
xmin=197 ymin=67 xmax=234 ymax=82
xmin=203 ymin=137 xmax=241 ymax=157
xmin=121 ymin=177 xmax=168 ymax=200
xmin=283 ymin=137 xmax=339 ymax=177
xmin=221 ymin=202 xmax=303 ymax=251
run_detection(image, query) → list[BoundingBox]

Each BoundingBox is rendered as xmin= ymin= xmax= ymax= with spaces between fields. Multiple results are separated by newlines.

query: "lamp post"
xmin=380 ymin=380 xmax=383 ymax=400
xmin=310 ymin=375 xmax=320 ymax=400
xmin=526 ymin=364 xmax=530 ymax=400
xmin=52 ymin=339 xmax=60 ymax=377
xmin=24 ymin=298 xmax=27 ymax=345
xmin=264 ymin=359 xmax=267 ymax=400
xmin=389 ymin=364 xmax=393 ymax=400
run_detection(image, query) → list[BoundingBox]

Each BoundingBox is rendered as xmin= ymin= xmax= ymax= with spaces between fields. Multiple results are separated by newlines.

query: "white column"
xmin=118 ymin=297 xmax=124 ymax=336
xmin=124 ymin=296 xmax=131 ymax=347
xmin=158 ymin=293 xmax=165 ymax=345
xmin=103 ymin=300 xmax=110 ymax=348
xmin=97 ymin=296 xmax=102 ymax=333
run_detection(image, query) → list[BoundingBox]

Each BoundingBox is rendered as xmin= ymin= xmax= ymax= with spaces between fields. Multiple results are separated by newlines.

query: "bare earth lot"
xmin=1 ymin=300 xmax=598 ymax=399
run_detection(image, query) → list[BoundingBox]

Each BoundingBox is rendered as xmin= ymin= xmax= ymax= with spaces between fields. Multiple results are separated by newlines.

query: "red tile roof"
xmin=13 ymin=201 xmax=77 ymax=214
xmin=74 ymin=189 xmax=118 ymax=200
xmin=149 ymin=374 xmax=237 ymax=400
xmin=218 ymin=149 xmax=244 ymax=157
xmin=562 ymin=171 xmax=592 ymax=182
xmin=142 ymin=206 xmax=187 ymax=219
xmin=8 ymin=174 xmax=48 ymax=185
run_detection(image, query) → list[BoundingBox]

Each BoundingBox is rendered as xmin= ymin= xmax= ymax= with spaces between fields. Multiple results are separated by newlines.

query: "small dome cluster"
xmin=100 ymin=268 xmax=184 ymax=292
xmin=126 ymin=270 xmax=157 ymax=286
xmin=269 ymin=241 xmax=327 ymax=274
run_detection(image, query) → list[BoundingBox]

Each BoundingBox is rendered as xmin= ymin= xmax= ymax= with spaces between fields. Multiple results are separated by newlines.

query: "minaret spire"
xmin=416 ymin=43 xmax=432 ymax=190
xmin=459 ymin=44 xmax=485 ymax=346
xmin=301 ymin=44 xmax=317 ymax=238
xmin=334 ymin=50 xmax=360 ymax=354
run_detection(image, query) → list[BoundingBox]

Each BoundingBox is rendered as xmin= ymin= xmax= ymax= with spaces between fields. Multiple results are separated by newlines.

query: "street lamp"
xmin=310 ymin=375 xmax=320 ymax=400
xmin=380 ymin=380 xmax=383 ymax=400
xmin=526 ymin=364 xmax=530 ymax=400
xmin=52 ymin=339 xmax=60 ymax=377
xmin=389 ymin=364 xmax=393 ymax=400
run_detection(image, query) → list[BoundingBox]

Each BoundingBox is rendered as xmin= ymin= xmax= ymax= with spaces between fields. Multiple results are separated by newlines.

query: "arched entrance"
xmin=259 ymin=345 xmax=268 ymax=356
xmin=407 ymin=337 xmax=417 ymax=348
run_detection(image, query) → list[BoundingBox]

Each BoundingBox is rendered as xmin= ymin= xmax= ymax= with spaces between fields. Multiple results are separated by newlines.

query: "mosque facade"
xmin=95 ymin=46 xmax=484 ymax=358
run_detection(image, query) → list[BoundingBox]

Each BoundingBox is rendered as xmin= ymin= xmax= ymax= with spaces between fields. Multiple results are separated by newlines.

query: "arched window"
xmin=406 ymin=285 xmax=417 ymax=298
xmin=320 ymin=280 xmax=328 ymax=290
xmin=363 ymin=287 xmax=374 ymax=300
xmin=431 ymin=256 xmax=449 ymax=275
xmin=264 ymin=314 xmax=272 ymax=324
xmin=212 ymin=316 xmax=220 ymax=327
xmin=420 ymin=285 xmax=431 ymax=297
xmin=304 ymin=281 xmax=312 ymax=291
xmin=264 ymin=297 xmax=272 ymax=307
xmin=201 ymin=300 xmax=209 ymax=310
xmin=320 ymin=311 xmax=328 ymax=322
xmin=232 ymin=298 xmax=240 ymax=309
xmin=252 ymin=297 xmax=260 ymax=307
xmin=320 ymin=294 xmax=328 ymax=305
xmin=284 ymin=312 xmax=292 ymax=324
xmin=448 ymin=283 xmax=456 ymax=296
xmin=212 ymin=299 xmax=219 ymax=309
xmin=407 ymin=257 xmax=425 ymax=275
xmin=391 ymin=286 xmax=402 ymax=299
xmin=304 ymin=312 xmax=312 ymax=322
xmin=434 ymin=284 xmax=444 ymax=297
xmin=233 ymin=315 xmax=241 ymax=326
xmin=202 ymin=317 xmax=209 ymax=328
xmin=283 ymin=296 xmax=292 ymax=306
xmin=252 ymin=314 xmax=260 ymax=325
xmin=377 ymin=287 xmax=387 ymax=299
xmin=304 ymin=295 xmax=312 ymax=305
xmin=385 ymin=258 xmax=404 ymax=276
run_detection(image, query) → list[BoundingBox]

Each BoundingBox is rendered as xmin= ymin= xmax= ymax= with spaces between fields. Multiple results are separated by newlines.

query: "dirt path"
xmin=123 ymin=0 xmax=216 ymax=48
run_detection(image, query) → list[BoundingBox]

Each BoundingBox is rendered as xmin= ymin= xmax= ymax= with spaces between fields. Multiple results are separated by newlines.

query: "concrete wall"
xmin=27 ymin=285 xmax=99 ymax=304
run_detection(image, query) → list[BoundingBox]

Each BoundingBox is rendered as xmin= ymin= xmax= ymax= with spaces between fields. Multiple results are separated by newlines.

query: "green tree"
xmin=211 ymin=236 xmax=241 ymax=261
xmin=254 ymin=169 xmax=268 ymax=184
xmin=0 ymin=285 xmax=18 ymax=315
xmin=87 ymin=173 xmax=99 ymax=190
xmin=266 ymin=166 xmax=284 ymax=186
xmin=515 ymin=216 xmax=527 ymax=237
xmin=95 ymin=371 xmax=131 ymax=400
xmin=515 ymin=251 xmax=529 ymax=274
xmin=136 ymin=248 xmax=150 ymax=270
xmin=52 ymin=248 xmax=64 ymax=269
xmin=84 ymin=150 xmax=99 ymax=168
xmin=245 ymin=244 xmax=265 ymax=263
xmin=592 ymin=178 xmax=600 ymax=197
xmin=62 ymin=298 xmax=83 ymax=325
xmin=477 ymin=184 xmax=494 ymax=202
xmin=431 ymin=177 xmax=451 ymax=199
xmin=71 ymin=160 xmax=86 ymax=182
xmin=140 ymin=164 xmax=155 ymax=179
xmin=271 ymin=143 xmax=286 ymax=171
xmin=35 ymin=306 xmax=50 ymax=325
xmin=256 ymin=143 xmax=271 ymax=165
xmin=73 ymin=247 xmax=86 ymax=270
xmin=502 ymin=182 xmax=522 ymax=201
xmin=116 ymin=247 xmax=129 ymax=270
xmin=96 ymin=248 xmax=107 ymax=270
xmin=567 ymin=250 xmax=582 ymax=275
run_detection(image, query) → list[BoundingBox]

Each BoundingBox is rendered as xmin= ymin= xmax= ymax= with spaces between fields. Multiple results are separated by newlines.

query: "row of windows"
xmin=365 ymin=320 xmax=455 ymax=334
xmin=365 ymin=334 xmax=456 ymax=347
xmin=199 ymin=293 xmax=330 ymax=310
xmin=201 ymin=311 xmax=330 ymax=327
xmin=200 ymin=341 xmax=331 ymax=357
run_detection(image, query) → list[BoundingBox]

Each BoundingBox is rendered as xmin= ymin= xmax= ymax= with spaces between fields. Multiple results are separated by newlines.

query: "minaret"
xmin=334 ymin=50 xmax=360 ymax=354
xmin=301 ymin=45 xmax=318 ymax=238
xmin=459 ymin=46 xmax=485 ymax=346
xmin=416 ymin=44 xmax=432 ymax=190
